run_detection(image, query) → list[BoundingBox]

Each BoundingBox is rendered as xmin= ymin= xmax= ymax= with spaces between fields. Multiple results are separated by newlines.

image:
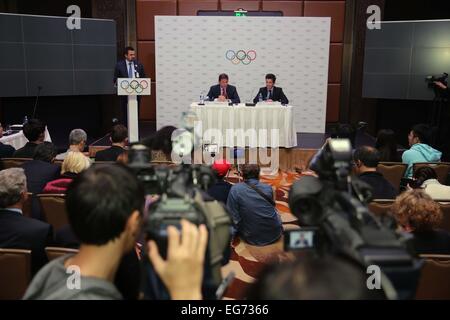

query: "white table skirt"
xmin=190 ymin=103 xmax=297 ymax=148
xmin=0 ymin=127 xmax=52 ymax=150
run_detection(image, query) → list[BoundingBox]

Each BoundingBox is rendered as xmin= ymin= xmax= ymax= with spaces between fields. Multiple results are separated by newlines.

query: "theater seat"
xmin=45 ymin=247 xmax=79 ymax=261
xmin=377 ymin=162 xmax=407 ymax=193
xmin=368 ymin=199 xmax=395 ymax=217
xmin=0 ymin=158 xmax=32 ymax=170
xmin=0 ymin=248 xmax=31 ymax=300
xmin=37 ymin=194 xmax=68 ymax=231
xmin=413 ymin=162 xmax=450 ymax=185
xmin=438 ymin=203 xmax=450 ymax=233
xmin=415 ymin=254 xmax=450 ymax=299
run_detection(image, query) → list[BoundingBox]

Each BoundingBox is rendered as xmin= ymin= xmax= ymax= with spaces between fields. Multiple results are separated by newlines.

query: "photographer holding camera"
xmin=24 ymin=165 xmax=208 ymax=300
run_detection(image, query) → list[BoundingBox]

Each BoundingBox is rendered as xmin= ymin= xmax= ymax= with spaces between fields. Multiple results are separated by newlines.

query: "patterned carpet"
xmin=221 ymin=169 xmax=313 ymax=299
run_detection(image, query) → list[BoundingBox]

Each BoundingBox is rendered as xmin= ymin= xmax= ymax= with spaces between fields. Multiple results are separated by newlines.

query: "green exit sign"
xmin=234 ymin=9 xmax=248 ymax=16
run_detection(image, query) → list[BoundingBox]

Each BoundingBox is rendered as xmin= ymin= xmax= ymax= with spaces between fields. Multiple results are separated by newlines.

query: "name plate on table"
xmin=204 ymin=101 xmax=230 ymax=106
xmin=256 ymin=101 xmax=282 ymax=106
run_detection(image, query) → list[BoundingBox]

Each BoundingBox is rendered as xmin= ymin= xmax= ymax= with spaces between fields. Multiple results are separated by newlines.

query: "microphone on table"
xmin=246 ymin=87 xmax=259 ymax=106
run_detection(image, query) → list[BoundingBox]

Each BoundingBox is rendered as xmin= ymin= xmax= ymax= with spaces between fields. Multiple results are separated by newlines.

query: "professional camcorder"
xmin=425 ymin=72 xmax=448 ymax=88
xmin=127 ymin=131 xmax=231 ymax=299
xmin=287 ymin=139 xmax=423 ymax=299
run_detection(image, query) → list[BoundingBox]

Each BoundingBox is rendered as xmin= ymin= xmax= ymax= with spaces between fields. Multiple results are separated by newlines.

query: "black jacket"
xmin=207 ymin=84 xmax=240 ymax=104
xmin=13 ymin=142 xmax=39 ymax=158
xmin=114 ymin=59 xmax=146 ymax=83
xmin=207 ymin=180 xmax=233 ymax=204
xmin=95 ymin=146 xmax=126 ymax=162
xmin=0 ymin=209 xmax=53 ymax=275
xmin=253 ymin=86 xmax=289 ymax=104
xmin=413 ymin=229 xmax=450 ymax=255
xmin=358 ymin=171 xmax=398 ymax=199
xmin=22 ymin=160 xmax=61 ymax=194
xmin=0 ymin=142 xmax=15 ymax=158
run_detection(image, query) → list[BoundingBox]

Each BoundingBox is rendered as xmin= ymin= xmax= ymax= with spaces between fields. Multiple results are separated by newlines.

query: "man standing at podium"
xmin=207 ymin=73 xmax=240 ymax=104
xmin=114 ymin=46 xmax=146 ymax=124
xmin=253 ymin=74 xmax=289 ymax=105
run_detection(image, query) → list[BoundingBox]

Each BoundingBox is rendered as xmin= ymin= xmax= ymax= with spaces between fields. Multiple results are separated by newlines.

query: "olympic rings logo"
xmin=120 ymin=79 xmax=149 ymax=94
xmin=225 ymin=49 xmax=256 ymax=65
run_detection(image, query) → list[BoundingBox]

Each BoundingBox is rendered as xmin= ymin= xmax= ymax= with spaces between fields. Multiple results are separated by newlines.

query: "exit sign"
xmin=234 ymin=9 xmax=248 ymax=16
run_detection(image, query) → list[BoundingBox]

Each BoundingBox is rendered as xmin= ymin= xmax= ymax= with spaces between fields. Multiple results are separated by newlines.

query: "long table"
xmin=189 ymin=103 xmax=297 ymax=148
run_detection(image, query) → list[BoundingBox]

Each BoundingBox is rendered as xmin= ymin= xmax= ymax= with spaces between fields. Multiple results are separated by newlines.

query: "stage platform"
xmin=88 ymin=121 xmax=376 ymax=172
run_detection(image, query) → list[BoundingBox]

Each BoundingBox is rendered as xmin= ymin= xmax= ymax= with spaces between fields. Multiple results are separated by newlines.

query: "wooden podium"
xmin=117 ymin=78 xmax=151 ymax=142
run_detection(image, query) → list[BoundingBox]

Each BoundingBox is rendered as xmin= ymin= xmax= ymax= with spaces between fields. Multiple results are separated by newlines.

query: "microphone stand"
xmin=32 ymin=86 xmax=42 ymax=119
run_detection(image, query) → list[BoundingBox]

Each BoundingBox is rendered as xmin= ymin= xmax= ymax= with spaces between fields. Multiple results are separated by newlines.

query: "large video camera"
xmin=287 ymin=139 xmax=423 ymax=299
xmin=425 ymin=72 xmax=448 ymax=87
xmin=127 ymin=129 xmax=231 ymax=299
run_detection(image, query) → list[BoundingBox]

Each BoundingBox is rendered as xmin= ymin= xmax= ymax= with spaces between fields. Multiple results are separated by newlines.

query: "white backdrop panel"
xmin=155 ymin=16 xmax=330 ymax=133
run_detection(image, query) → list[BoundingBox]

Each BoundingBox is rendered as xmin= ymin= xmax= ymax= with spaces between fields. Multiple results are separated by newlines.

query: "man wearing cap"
xmin=207 ymin=160 xmax=232 ymax=204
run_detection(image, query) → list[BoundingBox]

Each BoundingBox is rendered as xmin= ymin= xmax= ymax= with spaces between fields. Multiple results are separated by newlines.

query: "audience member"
xmin=43 ymin=151 xmax=90 ymax=193
xmin=95 ymin=124 xmax=128 ymax=162
xmin=207 ymin=159 xmax=232 ymax=203
xmin=227 ymin=164 xmax=282 ymax=246
xmin=0 ymin=122 xmax=15 ymax=158
xmin=375 ymin=129 xmax=400 ymax=162
xmin=331 ymin=123 xmax=356 ymax=148
xmin=247 ymin=254 xmax=385 ymax=299
xmin=402 ymin=124 xmax=441 ymax=178
xmin=13 ymin=119 xmax=46 ymax=158
xmin=55 ymin=129 xmax=87 ymax=160
xmin=22 ymin=142 xmax=60 ymax=194
xmin=24 ymin=164 xmax=207 ymax=300
xmin=391 ymin=189 xmax=450 ymax=255
xmin=21 ymin=142 xmax=61 ymax=219
xmin=141 ymin=126 xmax=176 ymax=162
xmin=410 ymin=166 xmax=450 ymax=201
xmin=353 ymin=146 xmax=397 ymax=199
xmin=0 ymin=168 xmax=53 ymax=274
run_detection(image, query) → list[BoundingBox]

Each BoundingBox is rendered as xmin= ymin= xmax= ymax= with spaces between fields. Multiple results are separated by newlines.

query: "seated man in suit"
xmin=353 ymin=146 xmax=397 ymax=199
xmin=95 ymin=124 xmax=128 ymax=162
xmin=13 ymin=119 xmax=46 ymax=158
xmin=114 ymin=46 xmax=146 ymax=124
xmin=0 ymin=168 xmax=53 ymax=275
xmin=22 ymin=142 xmax=60 ymax=219
xmin=253 ymin=73 xmax=289 ymax=105
xmin=207 ymin=73 xmax=240 ymax=104
xmin=0 ymin=122 xmax=15 ymax=158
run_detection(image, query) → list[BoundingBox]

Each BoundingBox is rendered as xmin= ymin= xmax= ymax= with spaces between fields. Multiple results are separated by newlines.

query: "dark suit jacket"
xmin=358 ymin=172 xmax=398 ymax=199
xmin=95 ymin=145 xmax=126 ymax=162
xmin=207 ymin=84 xmax=240 ymax=104
xmin=207 ymin=180 xmax=232 ymax=204
xmin=413 ymin=229 xmax=450 ymax=255
xmin=0 ymin=142 xmax=15 ymax=158
xmin=13 ymin=142 xmax=38 ymax=158
xmin=22 ymin=160 xmax=61 ymax=194
xmin=253 ymin=86 xmax=289 ymax=104
xmin=0 ymin=209 xmax=53 ymax=275
xmin=114 ymin=59 xmax=146 ymax=83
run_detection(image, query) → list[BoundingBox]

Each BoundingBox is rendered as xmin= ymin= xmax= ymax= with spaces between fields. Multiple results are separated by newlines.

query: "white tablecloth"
xmin=190 ymin=103 xmax=297 ymax=148
xmin=0 ymin=127 xmax=52 ymax=150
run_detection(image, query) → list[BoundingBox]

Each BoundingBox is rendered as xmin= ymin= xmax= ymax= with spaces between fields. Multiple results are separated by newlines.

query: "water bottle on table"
xmin=258 ymin=92 xmax=263 ymax=103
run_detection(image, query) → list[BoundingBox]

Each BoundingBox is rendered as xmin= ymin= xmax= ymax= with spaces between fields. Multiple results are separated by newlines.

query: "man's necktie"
xmin=267 ymin=89 xmax=272 ymax=100
xmin=128 ymin=62 xmax=133 ymax=78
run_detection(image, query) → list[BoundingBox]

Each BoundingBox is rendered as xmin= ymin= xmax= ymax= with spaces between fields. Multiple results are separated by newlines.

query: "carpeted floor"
xmin=220 ymin=169 xmax=314 ymax=299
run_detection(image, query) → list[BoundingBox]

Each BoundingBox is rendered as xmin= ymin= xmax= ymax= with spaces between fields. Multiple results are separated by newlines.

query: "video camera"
xmin=127 ymin=127 xmax=231 ymax=299
xmin=425 ymin=72 xmax=448 ymax=87
xmin=287 ymin=139 xmax=423 ymax=299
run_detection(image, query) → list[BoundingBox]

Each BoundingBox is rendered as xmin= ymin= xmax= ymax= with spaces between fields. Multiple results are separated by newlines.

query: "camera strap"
xmin=244 ymin=181 xmax=276 ymax=207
